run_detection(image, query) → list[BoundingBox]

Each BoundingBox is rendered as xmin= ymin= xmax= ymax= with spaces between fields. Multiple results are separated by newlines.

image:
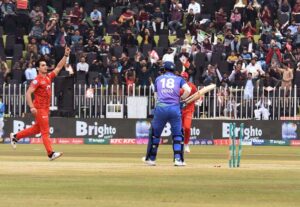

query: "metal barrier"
xmin=1 ymin=83 xmax=299 ymax=120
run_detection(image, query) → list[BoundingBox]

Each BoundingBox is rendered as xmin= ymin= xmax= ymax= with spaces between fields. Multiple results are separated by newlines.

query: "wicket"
xmin=229 ymin=123 xmax=244 ymax=168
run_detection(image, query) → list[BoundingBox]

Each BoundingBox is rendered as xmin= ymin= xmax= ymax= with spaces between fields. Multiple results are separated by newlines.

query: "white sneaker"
xmin=174 ymin=158 xmax=186 ymax=167
xmin=184 ymin=144 xmax=190 ymax=153
xmin=10 ymin=133 xmax=17 ymax=150
xmin=49 ymin=152 xmax=63 ymax=161
xmin=142 ymin=156 xmax=156 ymax=166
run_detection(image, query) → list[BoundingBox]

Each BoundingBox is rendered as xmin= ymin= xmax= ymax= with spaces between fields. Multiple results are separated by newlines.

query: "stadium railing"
xmin=0 ymin=83 xmax=299 ymax=120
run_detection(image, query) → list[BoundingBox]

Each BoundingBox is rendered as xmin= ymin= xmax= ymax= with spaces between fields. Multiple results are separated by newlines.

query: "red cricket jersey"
xmin=30 ymin=72 xmax=56 ymax=109
xmin=183 ymin=82 xmax=197 ymax=113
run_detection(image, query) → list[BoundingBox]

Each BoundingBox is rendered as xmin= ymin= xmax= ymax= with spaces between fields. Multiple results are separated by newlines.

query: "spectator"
xmin=242 ymin=21 xmax=256 ymax=37
xmin=54 ymin=26 xmax=68 ymax=47
xmin=118 ymin=8 xmax=135 ymax=30
xmin=1 ymin=0 xmax=16 ymax=35
xmin=260 ymin=72 xmax=280 ymax=88
xmin=97 ymin=39 xmax=110 ymax=61
xmin=121 ymin=29 xmax=138 ymax=48
xmin=274 ymin=22 xmax=284 ymax=41
xmin=230 ymin=35 xmax=241 ymax=54
xmin=162 ymin=47 xmax=176 ymax=63
xmin=136 ymin=65 xmax=151 ymax=87
xmin=125 ymin=70 xmax=136 ymax=96
xmin=287 ymin=20 xmax=298 ymax=36
xmin=203 ymin=64 xmax=217 ymax=85
xmin=243 ymin=57 xmax=265 ymax=80
xmin=186 ymin=8 xmax=195 ymax=35
xmin=29 ymin=6 xmax=44 ymax=23
xmin=71 ymin=30 xmax=82 ymax=45
xmin=71 ymin=38 xmax=84 ymax=55
xmin=224 ymin=29 xmax=235 ymax=53
xmin=261 ymin=21 xmax=272 ymax=43
xmin=230 ymin=8 xmax=242 ymax=35
xmin=187 ymin=0 xmax=201 ymax=15
xmin=215 ymin=7 xmax=227 ymax=33
xmin=244 ymin=2 xmax=257 ymax=27
xmin=12 ymin=57 xmax=26 ymax=71
xmin=229 ymin=63 xmax=245 ymax=87
xmin=181 ymin=39 xmax=192 ymax=54
xmin=140 ymin=28 xmax=155 ymax=47
xmin=24 ymin=62 xmax=37 ymax=84
xmin=0 ymin=58 xmax=9 ymax=79
xmin=227 ymin=51 xmax=238 ymax=71
xmin=266 ymin=40 xmax=283 ymax=65
xmin=90 ymin=7 xmax=102 ymax=25
xmin=84 ymin=39 xmax=98 ymax=53
xmin=279 ymin=0 xmax=291 ymax=19
xmin=39 ymin=39 xmax=51 ymax=55
xmin=259 ymin=5 xmax=272 ymax=26
xmin=168 ymin=1 xmax=183 ymax=35
xmin=268 ymin=61 xmax=282 ymax=83
xmin=256 ymin=39 xmax=268 ymax=70
xmin=178 ymin=47 xmax=192 ymax=71
xmin=76 ymin=57 xmax=89 ymax=73
xmin=29 ymin=20 xmax=44 ymax=40
xmin=109 ymin=75 xmax=122 ymax=96
xmin=277 ymin=64 xmax=294 ymax=89
xmin=294 ymin=26 xmax=300 ymax=47
xmin=92 ymin=76 xmax=103 ymax=88
xmin=45 ymin=16 xmax=58 ymax=43
xmin=136 ymin=8 xmax=150 ymax=32
xmin=244 ymin=73 xmax=255 ymax=100
xmin=143 ymin=0 xmax=155 ymax=14
xmin=1 ymin=0 xmax=16 ymax=17
xmin=246 ymin=36 xmax=257 ymax=54
xmin=213 ymin=38 xmax=226 ymax=57
xmin=292 ymin=0 xmax=300 ymax=17
xmin=70 ymin=2 xmax=84 ymax=29
xmin=108 ymin=56 xmax=121 ymax=78
xmin=151 ymin=7 xmax=164 ymax=34
xmin=240 ymin=47 xmax=252 ymax=62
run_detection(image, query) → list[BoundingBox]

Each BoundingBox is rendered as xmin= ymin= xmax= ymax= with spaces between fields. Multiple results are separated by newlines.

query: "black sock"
xmin=48 ymin=152 xmax=54 ymax=158
xmin=12 ymin=135 xmax=18 ymax=142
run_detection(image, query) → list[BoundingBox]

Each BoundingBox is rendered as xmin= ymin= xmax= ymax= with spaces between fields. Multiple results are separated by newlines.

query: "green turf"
xmin=0 ymin=145 xmax=300 ymax=207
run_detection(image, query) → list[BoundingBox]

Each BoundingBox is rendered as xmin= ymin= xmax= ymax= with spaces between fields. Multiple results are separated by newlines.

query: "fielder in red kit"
xmin=181 ymin=72 xmax=197 ymax=153
xmin=10 ymin=47 xmax=71 ymax=161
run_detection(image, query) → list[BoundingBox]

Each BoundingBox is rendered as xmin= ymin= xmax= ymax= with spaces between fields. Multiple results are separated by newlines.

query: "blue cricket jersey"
xmin=155 ymin=72 xmax=186 ymax=106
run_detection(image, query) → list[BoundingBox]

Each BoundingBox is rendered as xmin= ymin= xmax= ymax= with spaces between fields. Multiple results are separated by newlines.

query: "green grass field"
xmin=0 ymin=144 xmax=300 ymax=207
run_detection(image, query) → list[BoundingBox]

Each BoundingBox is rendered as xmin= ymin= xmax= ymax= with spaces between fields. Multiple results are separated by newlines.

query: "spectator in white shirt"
xmin=243 ymin=57 xmax=265 ymax=79
xmin=162 ymin=48 xmax=176 ymax=63
xmin=90 ymin=8 xmax=102 ymax=25
xmin=24 ymin=62 xmax=37 ymax=84
xmin=76 ymin=57 xmax=89 ymax=73
xmin=187 ymin=0 xmax=201 ymax=15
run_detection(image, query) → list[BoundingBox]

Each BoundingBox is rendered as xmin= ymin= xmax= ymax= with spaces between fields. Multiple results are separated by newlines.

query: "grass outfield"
xmin=0 ymin=145 xmax=300 ymax=207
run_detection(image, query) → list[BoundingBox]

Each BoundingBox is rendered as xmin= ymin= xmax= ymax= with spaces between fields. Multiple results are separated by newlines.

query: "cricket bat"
xmin=183 ymin=84 xmax=216 ymax=104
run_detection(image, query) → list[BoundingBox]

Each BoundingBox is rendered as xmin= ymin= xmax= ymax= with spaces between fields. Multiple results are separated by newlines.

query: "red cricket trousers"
xmin=16 ymin=109 xmax=52 ymax=155
xmin=182 ymin=110 xmax=193 ymax=145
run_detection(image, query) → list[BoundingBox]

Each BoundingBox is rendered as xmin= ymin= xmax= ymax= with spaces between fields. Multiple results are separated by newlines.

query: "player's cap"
xmin=163 ymin=61 xmax=175 ymax=71
xmin=181 ymin=71 xmax=189 ymax=79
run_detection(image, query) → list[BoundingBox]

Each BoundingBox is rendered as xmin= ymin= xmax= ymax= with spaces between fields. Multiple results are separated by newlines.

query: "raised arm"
xmin=52 ymin=47 xmax=71 ymax=76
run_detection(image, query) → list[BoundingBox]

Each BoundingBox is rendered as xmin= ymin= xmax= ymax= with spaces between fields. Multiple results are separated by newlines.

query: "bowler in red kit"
xmin=10 ymin=47 xmax=71 ymax=161
xmin=181 ymin=72 xmax=197 ymax=153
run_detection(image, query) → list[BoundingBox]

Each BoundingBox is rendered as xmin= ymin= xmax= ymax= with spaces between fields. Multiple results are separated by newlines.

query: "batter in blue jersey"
xmin=144 ymin=61 xmax=191 ymax=166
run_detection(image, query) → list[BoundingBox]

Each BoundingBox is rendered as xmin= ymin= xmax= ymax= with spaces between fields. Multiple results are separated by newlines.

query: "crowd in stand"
xmin=0 ymin=0 xmax=300 ymax=96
